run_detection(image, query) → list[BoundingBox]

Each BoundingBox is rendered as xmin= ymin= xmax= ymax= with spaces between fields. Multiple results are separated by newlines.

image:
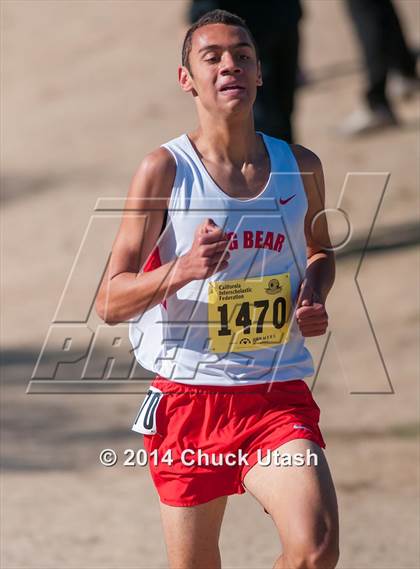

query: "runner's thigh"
xmin=159 ymin=495 xmax=228 ymax=569
xmin=243 ymin=439 xmax=339 ymax=554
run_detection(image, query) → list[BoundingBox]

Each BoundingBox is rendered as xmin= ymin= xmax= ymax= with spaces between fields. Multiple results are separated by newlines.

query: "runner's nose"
xmin=220 ymin=52 xmax=241 ymax=75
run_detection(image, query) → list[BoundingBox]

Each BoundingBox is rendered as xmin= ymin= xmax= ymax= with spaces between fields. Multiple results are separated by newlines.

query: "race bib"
xmin=132 ymin=386 xmax=164 ymax=435
xmin=208 ymin=272 xmax=291 ymax=353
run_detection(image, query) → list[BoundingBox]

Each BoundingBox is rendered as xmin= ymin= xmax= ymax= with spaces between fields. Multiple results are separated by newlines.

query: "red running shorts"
xmin=132 ymin=375 xmax=326 ymax=508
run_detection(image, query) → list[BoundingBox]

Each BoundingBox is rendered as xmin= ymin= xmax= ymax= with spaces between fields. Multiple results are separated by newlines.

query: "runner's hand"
xmin=178 ymin=218 xmax=230 ymax=280
xmin=295 ymin=279 xmax=328 ymax=337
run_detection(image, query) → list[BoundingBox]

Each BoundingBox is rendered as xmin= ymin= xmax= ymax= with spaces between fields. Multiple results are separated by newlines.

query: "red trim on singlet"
xmin=143 ymin=246 xmax=167 ymax=310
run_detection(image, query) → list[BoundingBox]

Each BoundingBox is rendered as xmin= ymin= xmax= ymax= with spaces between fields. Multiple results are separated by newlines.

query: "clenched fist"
xmin=295 ymin=279 xmax=329 ymax=337
xmin=178 ymin=218 xmax=230 ymax=280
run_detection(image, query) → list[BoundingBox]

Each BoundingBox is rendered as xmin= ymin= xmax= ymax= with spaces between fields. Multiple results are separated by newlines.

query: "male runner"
xmin=96 ymin=9 xmax=339 ymax=569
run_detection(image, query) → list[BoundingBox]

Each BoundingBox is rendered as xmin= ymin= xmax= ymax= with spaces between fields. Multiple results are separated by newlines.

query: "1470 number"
xmin=217 ymin=297 xmax=287 ymax=336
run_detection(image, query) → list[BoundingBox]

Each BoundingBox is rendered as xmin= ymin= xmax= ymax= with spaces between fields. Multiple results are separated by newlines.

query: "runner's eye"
xmin=204 ymin=55 xmax=219 ymax=63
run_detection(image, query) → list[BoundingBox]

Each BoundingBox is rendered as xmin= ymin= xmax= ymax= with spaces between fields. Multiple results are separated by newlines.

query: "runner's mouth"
xmin=219 ymin=84 xmax=245 ymax=92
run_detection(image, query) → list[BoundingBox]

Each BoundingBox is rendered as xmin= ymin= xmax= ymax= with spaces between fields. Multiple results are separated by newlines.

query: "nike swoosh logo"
xmin=279 ymin=194 xmax=296 ymax=205
xmin=293 ymin=424 xmax=313 ymax=433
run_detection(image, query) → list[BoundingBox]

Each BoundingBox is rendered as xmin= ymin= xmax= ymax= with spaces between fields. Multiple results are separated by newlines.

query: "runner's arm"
xmin=292 ymin=145 xmax=336 ymax=305
xmin=95 ymin=148 xmax=191 ymax=325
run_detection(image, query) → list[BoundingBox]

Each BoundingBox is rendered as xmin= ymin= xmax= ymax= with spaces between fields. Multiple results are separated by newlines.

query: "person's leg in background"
xmin=253 ymin=20 xmax=300 ymax=143
xmin=347 ymin=0 xmax=392 ymax=112
xmin=338 ymin=0 xmax=400 ymax=135
xmin=188 ymin=0 xmax=219 ymax=23
xmin=385 ymin=0 xmax=420 ymax=99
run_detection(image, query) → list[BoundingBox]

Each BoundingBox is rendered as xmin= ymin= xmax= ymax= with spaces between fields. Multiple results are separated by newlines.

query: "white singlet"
xmin=129 ymin=132 xmax=315 ymax=386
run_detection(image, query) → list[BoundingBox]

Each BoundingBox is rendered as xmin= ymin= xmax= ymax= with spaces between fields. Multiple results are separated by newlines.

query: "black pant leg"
xmin=253 ymin=24 xmax=299 ymax=143
xmin=346 ymin=0 xmax=390 ymax=110
xmin=188 ymin=0 xmax=220 ymax=22
xmin=384 ymin=0 xmax=417 ymax=77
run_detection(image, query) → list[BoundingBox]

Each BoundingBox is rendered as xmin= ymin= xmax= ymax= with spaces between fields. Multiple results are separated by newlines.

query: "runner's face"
xmin=180 ymin=24 xmax=262 ymax=115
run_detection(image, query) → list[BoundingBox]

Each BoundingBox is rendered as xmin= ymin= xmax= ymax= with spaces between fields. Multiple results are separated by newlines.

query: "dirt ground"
xmin=1 ymin=1 xmax=419 ymax=568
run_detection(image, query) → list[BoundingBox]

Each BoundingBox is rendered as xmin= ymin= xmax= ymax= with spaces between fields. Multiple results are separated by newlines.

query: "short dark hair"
xmin=181 ymin=9 xmax=259 ymax=73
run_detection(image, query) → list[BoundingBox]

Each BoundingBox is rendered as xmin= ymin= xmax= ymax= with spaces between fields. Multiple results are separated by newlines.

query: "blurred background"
xmin=1 ymin=1 xmax=419 ymax=567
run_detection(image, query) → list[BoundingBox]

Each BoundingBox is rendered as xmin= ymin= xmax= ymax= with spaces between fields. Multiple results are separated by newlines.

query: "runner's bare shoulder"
xmin=128 ymin=146 xmax=176 ymax=205
xmin=289 ymin=143 xmax=324 ymax=203
xmin=99 ymin=146 xmax=176 ymax=286
xmin=113 ymin=146 xmax=176 ymax=272
xmin=290 ymin=144 xmax=322 ymax=176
